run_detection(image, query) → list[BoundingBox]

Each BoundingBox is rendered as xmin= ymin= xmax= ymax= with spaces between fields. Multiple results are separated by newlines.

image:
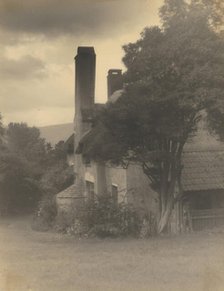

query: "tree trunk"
xmin=141 ymin=140 xmax=185 ymax=235
xmin=156 ymin=141 xmax=184 ymax=234
xmin=157 ymin=195 xmax=174 ymax=233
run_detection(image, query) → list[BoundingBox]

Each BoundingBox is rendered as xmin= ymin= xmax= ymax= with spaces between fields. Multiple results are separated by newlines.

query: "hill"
xmin=39 ymin=123 xmax=73 ymax=145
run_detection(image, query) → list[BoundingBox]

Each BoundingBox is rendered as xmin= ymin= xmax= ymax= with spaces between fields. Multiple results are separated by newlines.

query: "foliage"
xmin=0 ymin=122 xmax=73 ymax=215
xmin=54 ymin=195 xmax=144 ymax=238
xmin=0 ymin=113 xmax=4 ymax=147
xmin=0 ymin=114 xmax=6 ymax=187
xmin=0 ymin=122 xmax=47 ymax=214
xmin=0 ymin=153 xmax=41 ymax=211
xmin=40 ymin=140 xmax=74 ymax=196
xmin=32 ymin=139 xmax=74 ymax=230
xmin=160 ymin=0 xmax=224 ymax=31
xmin=207 ymin=105 xmax=224 ymax=141
xmin=86 ymin=196 xmax=142 ymax=237
xmin=54 ymin=210 xmax=75 ymax=233
xmin=40 ymin=161 xmax=74 ymax=195
xmin=54 ymin=199 xmax=88 ymax=235
xmin=54 ymin=206 xmax=88 ymax=235
xmin=31 ymin=195 xmax=57 ymax=231
xmin=7 ymin=122 xmax=47 ymax=165
xmin=160 ymin=0 xmax=224 ymax=145
xmin=78 ymin=1 xmax=224 ymax=233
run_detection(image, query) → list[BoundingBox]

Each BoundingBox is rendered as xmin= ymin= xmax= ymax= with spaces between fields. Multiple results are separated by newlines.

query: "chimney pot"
xmin=107 ymin=69 xmax=123 ymax=99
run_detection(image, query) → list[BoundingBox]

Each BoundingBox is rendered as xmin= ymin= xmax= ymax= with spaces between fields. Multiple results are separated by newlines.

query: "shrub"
xmin=54 ymin=201 xmax=89 ymax=236
xmin=31 ymin=195 xmax=57 ymax=231
xmin=53 ymin=194 xmax=156 ymax=238
xmin=55 ymin=211 xmax=89 ymax=236
xmin=83 ymin=195 xmax=142 ymax=238
xmin=54 ymin=210 xmax=75 ymax=233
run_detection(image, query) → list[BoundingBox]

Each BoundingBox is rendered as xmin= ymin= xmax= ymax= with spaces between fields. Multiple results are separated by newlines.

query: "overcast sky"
xmin=0 ymin=0 xmax=162 ymax=127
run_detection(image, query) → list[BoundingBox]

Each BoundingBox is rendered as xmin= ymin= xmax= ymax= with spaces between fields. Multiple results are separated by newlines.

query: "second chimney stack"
xmin=107 ymin=69 xmax=123 ymax=99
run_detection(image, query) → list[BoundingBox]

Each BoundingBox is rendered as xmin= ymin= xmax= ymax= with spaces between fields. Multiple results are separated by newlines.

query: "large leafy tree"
xmin=0 ymin=113 xmax=5 ymax=185
xmin=7 ymin=122 xmax=47 ymax=166
xmin=40 ymin=140 xmax=74 ymax=196
xmin=0 ymin=114 xmax=5 ymax=151
xmin=0 ymin=120 xmax=74 ymax=214
xmin=79 ymin=0 xmax=224 ymax=233
xmin=0 ymin=113 xmax=4 ymax=137
xmin=0 ymin=123 xmax=47 ymax=213
xmin=160 ymin=0 xmax=224 ymax=31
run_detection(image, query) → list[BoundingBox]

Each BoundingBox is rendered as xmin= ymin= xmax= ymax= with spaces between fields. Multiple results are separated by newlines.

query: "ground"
xmin=0 ymin=216 xmax=224 ymax=291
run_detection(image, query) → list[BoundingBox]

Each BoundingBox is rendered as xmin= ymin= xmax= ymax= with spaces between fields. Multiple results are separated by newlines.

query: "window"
xmin=111 ymin=184 xmax=118 ymax=205
xmin=86 ymin=181 xmax=94 ymax=202
xmin=83 ymin=156 xmax=91 ymax=167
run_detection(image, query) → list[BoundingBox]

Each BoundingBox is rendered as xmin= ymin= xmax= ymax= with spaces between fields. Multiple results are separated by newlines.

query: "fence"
xmin=190 ymin=208 xmax=224 ymax=231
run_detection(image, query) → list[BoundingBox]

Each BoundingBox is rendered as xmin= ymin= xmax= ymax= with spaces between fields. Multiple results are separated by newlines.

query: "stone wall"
xmin=105 ymin=165 xmax=127 ymax=203
xmin=56 ymin=184 xmax=84 ymax=214
xmin=126 ymin=163 xmax=159 ymax=216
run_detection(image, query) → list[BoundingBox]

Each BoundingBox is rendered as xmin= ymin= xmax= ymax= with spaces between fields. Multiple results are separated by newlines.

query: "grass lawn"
xmin=0 ymin=216 xmax=224 ymax=291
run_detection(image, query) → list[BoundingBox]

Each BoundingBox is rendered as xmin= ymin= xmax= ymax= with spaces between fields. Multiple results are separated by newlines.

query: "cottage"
xmin=56 ymin=46 xmax=224 ymax=233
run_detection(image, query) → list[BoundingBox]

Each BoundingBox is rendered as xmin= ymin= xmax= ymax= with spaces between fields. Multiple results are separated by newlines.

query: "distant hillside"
xmin=39 ymin=123 xmax=73 ymax=145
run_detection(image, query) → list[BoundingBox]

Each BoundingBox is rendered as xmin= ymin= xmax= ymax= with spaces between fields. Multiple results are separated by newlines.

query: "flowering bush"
xmin=31 ymin=195 xmax=57 ymax=231
xmin=81 ymin=195 xmax=142 ymax=237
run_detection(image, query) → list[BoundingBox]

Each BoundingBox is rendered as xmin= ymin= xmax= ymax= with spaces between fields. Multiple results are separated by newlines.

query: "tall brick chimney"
xmin=74 ymin=47 xmax=96 ymax=191
xmin=75 ymin=47 xmax=96 ymax=116
xmin=107 ymin=69 xmax=123 ymax=99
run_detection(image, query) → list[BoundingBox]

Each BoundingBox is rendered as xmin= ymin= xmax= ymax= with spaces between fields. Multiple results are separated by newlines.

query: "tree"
xmin=0 ymin=121 xmax=74 ymax=215
xmin=195 ymin=0 xmax=224 ymax=31
xmin=40 ymin=161 xmax=74 ymax=195
xmin=41 ymin=159 xmax=74 ymax=197
xmin=0 ymin=113 xmax=5 ymax=149
xmin=78 ymin=1 xmax=224 ymax=233
xmin=40 ymin=140 xmax=74 ymax=196
xmin=0 ymin=123 xmax=47 ymax=213
xmin=207 ymin=105 xmax=224 ymax=141
xmin=161 ymin=0 xmax=224 ymax=142
xmin=7 ymin=122 xmax=47 ymax=165
xmin=160 ymin=0 xmax=224 ymax=31
xmin=0 ymin=113 xmax=6 ymax=198
xmin=0 ymin=152 xmax=42 ymax=212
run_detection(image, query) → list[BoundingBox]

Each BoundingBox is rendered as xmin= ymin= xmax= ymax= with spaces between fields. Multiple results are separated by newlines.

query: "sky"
xmin=0 ymin=0 xmax=162 ymax=127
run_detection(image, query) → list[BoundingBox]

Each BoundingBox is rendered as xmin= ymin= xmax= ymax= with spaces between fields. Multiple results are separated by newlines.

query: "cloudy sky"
xmin=0 ymin=0 xmax=162 ymax=127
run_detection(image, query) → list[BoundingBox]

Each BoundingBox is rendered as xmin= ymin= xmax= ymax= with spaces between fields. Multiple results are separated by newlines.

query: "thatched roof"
xmin=76 ymin=122 xmax=123 ymax=163
xmin=182 ymin=147 xmax=224 ymax=192
xmin=77 ymin=122 xmax=224 ymax=192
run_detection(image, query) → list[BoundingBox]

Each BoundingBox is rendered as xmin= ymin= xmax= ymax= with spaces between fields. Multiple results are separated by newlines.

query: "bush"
xmin=53 ymin=195 xmax=142 ymax=237
xmin=54 ymin=210 xmax=76 ymax=233
xmin=81 ymin=195 xmax=142 ymax=238
xmin=55 ymin=211 xmax=89 ymax=236
xmin=42 ymin=193 xmax=155 ymax=238
xmin=54 ymin=200 xmax=89 ymax=235
xmin=31 ymin=195 xmax=57 ymax=231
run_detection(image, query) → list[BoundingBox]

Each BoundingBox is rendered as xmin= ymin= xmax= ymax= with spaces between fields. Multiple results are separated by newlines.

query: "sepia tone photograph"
xmin=0 ymin=0 xmax=224 ymax=290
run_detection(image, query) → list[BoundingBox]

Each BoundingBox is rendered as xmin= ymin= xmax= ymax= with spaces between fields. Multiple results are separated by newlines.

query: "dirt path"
xmin=0 ymin=216 xmax=224 ymax=291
